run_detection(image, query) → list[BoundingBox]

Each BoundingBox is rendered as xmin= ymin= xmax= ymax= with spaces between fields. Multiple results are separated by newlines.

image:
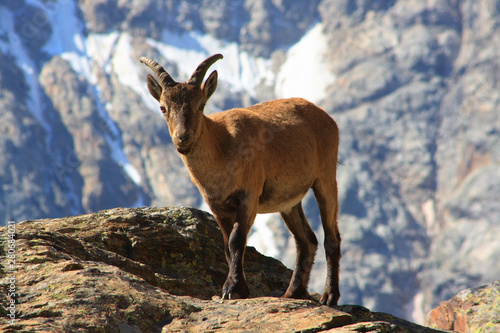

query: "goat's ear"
xmin=146 ymin=74 xmax=162 ymax=102
xmin=202 ymin=70 xmax=218 ymax=101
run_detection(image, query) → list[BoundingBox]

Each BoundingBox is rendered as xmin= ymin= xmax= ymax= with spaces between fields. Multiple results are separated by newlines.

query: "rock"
xmin=425 ymin=281 xmax=500 ymax=332
xmin=165 ymin=297 xmax=352 ymax=332
xmin=0 ymin=207 xmax=447 ymax=332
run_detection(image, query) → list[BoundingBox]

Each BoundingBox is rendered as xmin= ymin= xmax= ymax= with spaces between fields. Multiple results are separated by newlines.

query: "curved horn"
xmin=139 ymin=57 xmax=176 ymax=88
xmin=187 ymin=54 xmax=223 ymax=87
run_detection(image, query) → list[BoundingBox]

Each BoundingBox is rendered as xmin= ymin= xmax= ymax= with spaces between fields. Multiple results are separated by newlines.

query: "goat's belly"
xmin=257 ymin=193 xmax=306 ymax=214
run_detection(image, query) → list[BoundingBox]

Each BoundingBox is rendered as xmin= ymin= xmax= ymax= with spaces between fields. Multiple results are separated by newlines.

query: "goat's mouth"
xmin=176 ymin=145 xmax=191 ymax=154
xmin=175 ymin=143 xmax=193 ymax=154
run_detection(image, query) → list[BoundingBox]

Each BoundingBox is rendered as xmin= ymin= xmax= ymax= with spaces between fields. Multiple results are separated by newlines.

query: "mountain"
xmin=1 ymin=0 xmax=499 ymax=323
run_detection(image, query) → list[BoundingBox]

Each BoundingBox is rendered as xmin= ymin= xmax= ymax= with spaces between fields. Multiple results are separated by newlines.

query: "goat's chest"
xmin=200 ymin=187 xmax=246 ymax=217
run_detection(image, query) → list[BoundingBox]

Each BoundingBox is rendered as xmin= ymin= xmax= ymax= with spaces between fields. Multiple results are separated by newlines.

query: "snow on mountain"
xmin=111 ymin=32 xmax=159 ymax=113
xmin=275 ymin=23 xmax=335 ymax=103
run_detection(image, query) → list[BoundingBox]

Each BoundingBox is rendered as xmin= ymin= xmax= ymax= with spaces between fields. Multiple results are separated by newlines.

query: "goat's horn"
xmin=187 ymin=54 xmax=223 ymax=87
xmin=140 ymin=57 xmax=176 ymax=88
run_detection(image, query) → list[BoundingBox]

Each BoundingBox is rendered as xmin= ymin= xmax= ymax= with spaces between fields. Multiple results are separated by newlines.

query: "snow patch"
xmin=43 ymin=0 xmax=84 ymax=56
xmin=111 ymin=32 xmax=159 ymax=112
xmin=43 ymin=0 xmax=95 ymax=84
xmin=86 ymin=32 xmax=120 ymax=74
xmin=275 ymin=23 xmax=336 ymax=103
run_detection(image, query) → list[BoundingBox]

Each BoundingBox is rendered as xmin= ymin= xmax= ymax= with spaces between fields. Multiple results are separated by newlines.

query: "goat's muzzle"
xmin=173 ymin=131 xmax=194 ymax=154
xmin=176 ymin=132 xmax=191 ymax=143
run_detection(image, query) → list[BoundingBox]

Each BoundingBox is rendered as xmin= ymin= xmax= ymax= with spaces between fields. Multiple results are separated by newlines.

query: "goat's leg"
xmin=280 ymin=203 xmax=318 ymax=299
xmin=313 ymin=178 xmax=341 ymax=306
xmin=215 ymin=216 xmax=235 ymax=265
xmin=222 ymin=201 xmax=256 ymax=300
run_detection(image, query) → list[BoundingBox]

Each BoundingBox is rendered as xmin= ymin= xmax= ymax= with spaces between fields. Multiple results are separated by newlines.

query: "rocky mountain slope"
xmin=0 ymin=207 xmax=453 ymax=332
xmin=1 ymin=0 xmax=499 ymax=322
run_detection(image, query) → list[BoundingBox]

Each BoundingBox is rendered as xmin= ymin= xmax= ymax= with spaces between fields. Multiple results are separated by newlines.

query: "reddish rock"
xmin=425 ymin=281 xmax=500 ymax=332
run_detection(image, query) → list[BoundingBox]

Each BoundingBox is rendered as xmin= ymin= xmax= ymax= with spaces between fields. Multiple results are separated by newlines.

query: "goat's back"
xmin=209 ymin=97 xmax=338 ymax=162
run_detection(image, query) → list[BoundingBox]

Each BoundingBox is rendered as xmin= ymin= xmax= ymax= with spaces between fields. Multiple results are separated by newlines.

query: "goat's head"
xmin=140 ymin=54 xmax=223 ymax=154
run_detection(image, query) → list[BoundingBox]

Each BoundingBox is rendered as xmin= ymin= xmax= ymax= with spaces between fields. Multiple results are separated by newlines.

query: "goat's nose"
xmin=176 ymin=132 xmax=191 ymax=143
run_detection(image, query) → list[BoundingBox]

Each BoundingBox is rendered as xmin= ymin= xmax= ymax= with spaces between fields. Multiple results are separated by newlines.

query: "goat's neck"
xmin=180 ymin=115 xmax=225 ymax=183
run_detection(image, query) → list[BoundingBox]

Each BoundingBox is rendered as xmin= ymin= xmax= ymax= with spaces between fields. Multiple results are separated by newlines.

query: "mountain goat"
xmin=140 ymin=54 xmax=341 ymax=306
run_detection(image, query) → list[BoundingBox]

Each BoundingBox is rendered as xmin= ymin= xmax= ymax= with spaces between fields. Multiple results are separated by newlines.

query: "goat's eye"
xmin=199 ymin=103 xmax=205 ymax=112
xmin=160 ymin=106 xmax=168 ymax=115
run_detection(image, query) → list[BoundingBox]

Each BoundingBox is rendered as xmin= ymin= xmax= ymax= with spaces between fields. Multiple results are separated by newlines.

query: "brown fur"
xmin=141 ymin=54 xmax=341 ymax=305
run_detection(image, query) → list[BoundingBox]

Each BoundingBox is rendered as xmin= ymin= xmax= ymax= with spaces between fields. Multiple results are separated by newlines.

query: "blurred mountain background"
xmin=1 ymin=0 xmax=499 ymax=323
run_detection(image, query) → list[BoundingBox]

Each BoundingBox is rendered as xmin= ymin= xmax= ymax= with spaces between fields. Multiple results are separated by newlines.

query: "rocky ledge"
xmin=0 ymin=207 xmax=460 ymax=332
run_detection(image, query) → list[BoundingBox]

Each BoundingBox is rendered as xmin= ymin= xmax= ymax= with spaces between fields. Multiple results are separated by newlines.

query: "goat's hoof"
xmin=222 ymin=291 xmax=245 ymax=300
xmin=281 ymin=288 xmax=309 ymax=300
xmin=320 ymin=292 xmax=339 ymax=307
xmin=221 ymin=292 xmax=232 ymax=301
xmin=222 ymin=279 xmax=250 ymax=300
